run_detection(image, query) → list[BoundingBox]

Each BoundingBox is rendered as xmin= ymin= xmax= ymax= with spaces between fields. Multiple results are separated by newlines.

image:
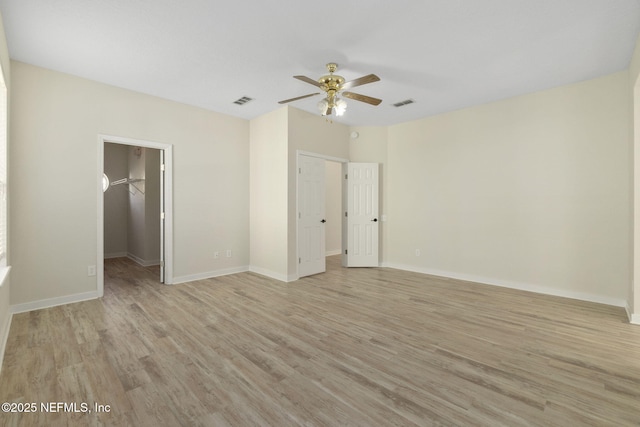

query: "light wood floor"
xmin=1 ymin=257 xmax=640 ymax=426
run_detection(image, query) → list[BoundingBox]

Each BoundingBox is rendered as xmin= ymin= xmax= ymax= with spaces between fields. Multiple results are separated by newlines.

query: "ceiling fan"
xmin=278 ymin=63 xmax=382 ymax=116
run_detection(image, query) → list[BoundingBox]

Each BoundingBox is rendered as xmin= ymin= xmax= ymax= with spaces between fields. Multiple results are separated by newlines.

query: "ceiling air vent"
xmin=392 ymin=99 xmax=415 ymax=107
xmin=233 ymin=96 xmax=253 ymax=105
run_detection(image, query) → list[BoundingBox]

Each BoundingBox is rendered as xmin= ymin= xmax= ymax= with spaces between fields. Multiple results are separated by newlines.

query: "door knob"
xmin=372 ymin=218 xmax=378 ymax=222
xmin=321 ymin=219 xmax=326 ymax=223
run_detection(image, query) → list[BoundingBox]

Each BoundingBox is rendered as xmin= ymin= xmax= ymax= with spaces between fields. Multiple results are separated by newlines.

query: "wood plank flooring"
xmin=1 ymin=256 xmax=640 ymax=426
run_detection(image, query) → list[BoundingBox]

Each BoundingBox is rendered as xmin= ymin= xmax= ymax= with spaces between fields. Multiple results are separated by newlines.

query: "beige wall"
xmin=629 ymin=31 xmax=640 ymax=321
xmin=249 ymin=107 xmax=289 ymax=279
xmin=10 ymin=61 xmax=249 ymax=305
xmin=385 ymin=71 xmax=630 ymax=305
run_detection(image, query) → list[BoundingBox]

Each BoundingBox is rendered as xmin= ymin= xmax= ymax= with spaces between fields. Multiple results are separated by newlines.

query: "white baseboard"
xmin=10 ymin=291 xmax=101 ymax=314
xmin=172 ymin=265 xmax=250 ymax=285
xmin=384 ymin=263 xmax=627 ymax=308
xmin=127 ymin=253 xmax=160 ymax=267
xmin=248 ymin=266 xmax=297 ymax=282
xmin=105 ymin=252 xmax=160 ymax=267
xmin=104 ymin=251 xmax=128 ymax=259
xmin=325 ymin=250 xmax=342 ymax=256
xmin=627 ymin=303 xmax=640 ymax=325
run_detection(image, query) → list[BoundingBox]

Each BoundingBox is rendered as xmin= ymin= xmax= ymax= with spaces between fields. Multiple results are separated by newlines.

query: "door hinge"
xmin=299 ymin=257 xmax=301 ymax=264
xmin=345 ymin=212 xmax=348 ymax=217
xmin=161 ymin=212 xmax=165 ymax=220
xmin=345 ymin=249 xmax=348 ymax=255
xmin=160 ymin=260 xmax=165 ymax=267
xmin=298 ymin=212 xmax=301 ymax=219
xmin=299 ymin=167 xmax=302 ymax=174
xmin=345 ymin=174 xmax=348 ymax=179
xmin=160 ymin=163 xmax=165 ymax=172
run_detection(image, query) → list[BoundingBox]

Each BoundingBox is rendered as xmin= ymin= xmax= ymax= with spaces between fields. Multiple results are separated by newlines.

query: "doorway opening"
xmin=325 ymin=160 xmax=343 ymax=259
xmin=297 ymin=151 xmax=380 ymax=279
xmin=297 ymin=152 xmax=347 ymax=278
xmin=104 ymin=143 xmax=161 ymax=270
xmin=97 ymin=135 xmax=173 ymax=297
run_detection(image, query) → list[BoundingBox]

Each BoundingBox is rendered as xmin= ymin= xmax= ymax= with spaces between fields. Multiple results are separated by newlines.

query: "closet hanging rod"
xmin=110 ymin=178 xmax=144 ymax=186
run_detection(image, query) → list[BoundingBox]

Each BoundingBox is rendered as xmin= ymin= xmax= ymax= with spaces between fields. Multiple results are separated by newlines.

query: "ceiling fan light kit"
xmin=279 ymin=63 xmax=381 ymax=117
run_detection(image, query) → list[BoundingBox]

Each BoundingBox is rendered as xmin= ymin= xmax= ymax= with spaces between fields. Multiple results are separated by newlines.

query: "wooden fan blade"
xmin=341 ymin=74 xmax=380 ymax=90
xmin=294 ymin=75 xmax=322 ymax=87
xmin=342 ymin=91 xmax=382 ymax=106
xmin=278 ymin=93 xmax=321 ymax=104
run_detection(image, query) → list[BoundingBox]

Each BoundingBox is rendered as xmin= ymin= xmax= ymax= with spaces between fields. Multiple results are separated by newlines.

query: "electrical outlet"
xmin=88 ymin=265 xmax=96 ymax=276
xmin=214 ymin=251 xmax=220 ymax=259
xmin=226 ymin=249 xmax=232 ymax=258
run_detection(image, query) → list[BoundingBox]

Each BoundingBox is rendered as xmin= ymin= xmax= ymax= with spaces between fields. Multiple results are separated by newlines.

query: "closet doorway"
xmin=297 ymin=152 xmax=347 ymax=279
xmin=97 ymin=135 xmax=173 ymax=296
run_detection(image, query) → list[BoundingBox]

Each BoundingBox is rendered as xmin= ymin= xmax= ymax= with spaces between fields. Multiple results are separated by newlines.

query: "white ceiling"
xmin=0 ymin=0 xmax=639 ymax=126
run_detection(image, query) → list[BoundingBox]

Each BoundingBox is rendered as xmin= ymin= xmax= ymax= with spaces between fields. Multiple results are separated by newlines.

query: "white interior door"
xmin=298 ymin=155 xmax=326 ymax=278
xmin=346 ymin=162 xmax=379 ymax=267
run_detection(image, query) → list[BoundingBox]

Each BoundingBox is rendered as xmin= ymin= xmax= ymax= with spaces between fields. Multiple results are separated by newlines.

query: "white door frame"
xmin=296 ymin=150 xmax=348 ymax=279
xmin=97 ymin=134 xmax=174 ymax=296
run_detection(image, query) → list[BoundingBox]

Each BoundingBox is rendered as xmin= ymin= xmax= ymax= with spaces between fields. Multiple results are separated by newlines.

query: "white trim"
xmin=249 ymin=265 xmax=297 ymax=282
xmin=172 ymin=266 xmax=250 ymax=285
xmin=10 ymin=291 xmax=100 ymax=314
xmin=127 ymin=253 xmax=160 ymax=267
xmin=104 ymin=252 xmax=128 ymax=259
xmin=97 ymin=137 xmax=105 ymax=295
xmin=104 ymin=252 xmax=160 ymax=267
xmin=325 ymin=249 xmax=342 ymax=256
xmin=0 ymin=308 xmax=11 ymax=375
xmin=98 ymin=134 xmax=174 ymax=292
xmin=384 ymin=263 xmax=627 ymax=308
xmin=627 ymin=303 xmax=640 ymax=325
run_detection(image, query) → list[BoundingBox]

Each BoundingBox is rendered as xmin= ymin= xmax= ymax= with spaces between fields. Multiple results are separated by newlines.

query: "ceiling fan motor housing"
xmin=318 ymin=63 xmax=345 ymax=93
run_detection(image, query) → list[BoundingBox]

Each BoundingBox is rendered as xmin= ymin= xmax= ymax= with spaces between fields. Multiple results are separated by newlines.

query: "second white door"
xmin=346 ymin=163 xmax=379 ymax=267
